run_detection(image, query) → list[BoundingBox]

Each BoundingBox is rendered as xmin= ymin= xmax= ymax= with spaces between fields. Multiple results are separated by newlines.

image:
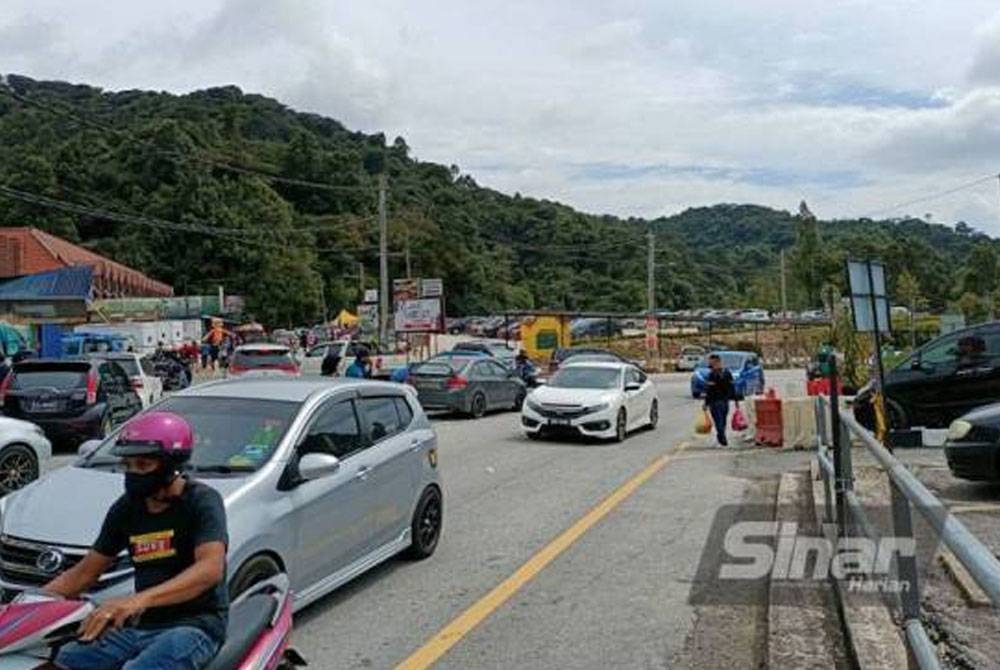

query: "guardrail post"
xmin=890 ymin=480 xmax=923 ymax=620
xmin=828 ymin=357 xmax=853 ymax=536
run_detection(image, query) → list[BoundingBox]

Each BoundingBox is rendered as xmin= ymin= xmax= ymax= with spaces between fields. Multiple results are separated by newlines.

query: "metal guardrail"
xmin=815 ymin=394 xmax=1000 ymax=670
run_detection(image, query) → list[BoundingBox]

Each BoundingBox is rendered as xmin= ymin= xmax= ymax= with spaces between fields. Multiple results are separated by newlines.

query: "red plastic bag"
xmin=694 ymin=409 xmax=712 ymax=435
xmin=731 ymin=405 xmax=748 ymax=431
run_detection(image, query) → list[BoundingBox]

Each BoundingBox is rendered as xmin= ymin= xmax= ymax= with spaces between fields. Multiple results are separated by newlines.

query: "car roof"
xmin=175 ymin=377 xmax=401 ymax=402
xmin=14 ymin=357 xmax=95 ymax=369
xmin=560 ymin=361 xmax=629 ymax=370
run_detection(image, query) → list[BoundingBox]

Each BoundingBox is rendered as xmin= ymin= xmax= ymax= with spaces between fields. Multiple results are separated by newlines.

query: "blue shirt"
xmin=390 ymin=366 xmax=410 ymax=383
xmin=345 ymin=361 xmax=368 ymax=378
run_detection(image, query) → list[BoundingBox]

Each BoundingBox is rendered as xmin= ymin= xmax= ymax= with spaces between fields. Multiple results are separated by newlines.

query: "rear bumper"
xmin=5 ymin=407 xmax=105 ymax=445
xmin=417 ymin=389 xmax=469 ymax=413
xmin=944 ymin=441 xmax=1000 ymax=481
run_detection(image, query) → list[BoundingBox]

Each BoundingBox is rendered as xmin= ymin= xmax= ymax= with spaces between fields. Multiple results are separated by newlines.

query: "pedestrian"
xmin=703 ymin=353 xmax=736 ymax=447
xmin=345 ymin=350 xmax=372 ymax=379
xmin=390 ymin=364 xmax=411 ymax=384
xmin=320 ymin=345 xmax=341 ymax=377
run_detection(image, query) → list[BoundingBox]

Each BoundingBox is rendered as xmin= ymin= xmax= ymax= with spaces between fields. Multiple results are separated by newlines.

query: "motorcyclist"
xmin=45 ymin=412 xmax=228 ymax=670
xmin=514 ymin=351 xmax=536 ymax=385
xmin=345 ymin=350 xmax=373 ymax=379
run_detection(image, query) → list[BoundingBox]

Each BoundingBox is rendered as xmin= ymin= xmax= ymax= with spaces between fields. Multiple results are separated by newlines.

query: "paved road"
xmin=291 ymin=371 xmax=811 ymax=669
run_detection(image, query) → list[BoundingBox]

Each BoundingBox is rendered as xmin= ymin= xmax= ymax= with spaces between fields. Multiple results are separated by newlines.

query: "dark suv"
xmin=854 ymin=322 xmax=1000 ymax=429
xmin=0 ymin=358 xmax=143 ymax=447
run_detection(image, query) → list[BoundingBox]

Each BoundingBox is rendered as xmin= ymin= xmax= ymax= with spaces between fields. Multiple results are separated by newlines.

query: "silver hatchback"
xmin=0 ymin=378 xmax=443 ymax=609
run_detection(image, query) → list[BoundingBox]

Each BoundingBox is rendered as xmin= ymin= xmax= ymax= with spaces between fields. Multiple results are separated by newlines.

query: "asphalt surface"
xmin=287 ymin=370 xmax=810 ymax=669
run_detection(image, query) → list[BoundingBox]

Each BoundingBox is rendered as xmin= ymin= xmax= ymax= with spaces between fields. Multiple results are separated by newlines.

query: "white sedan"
xmin=521 ymin=362 xmax=658 ymax=442
xmin=0 ymin=416 xmax=52 ymax=496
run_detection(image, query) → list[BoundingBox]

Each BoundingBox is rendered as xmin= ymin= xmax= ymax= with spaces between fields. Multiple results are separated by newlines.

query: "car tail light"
xmin=228 ymin=364 xmax=246 ymax=375
xmin=0 ymin=374 xmax=11 ymax=407
xmin=446 ymin=375 xmax=468 ymax=390
xmin=86 ymin=370 xmax=98 ymax=405
xmin=131 ymin=377 xmax=144 ymax=389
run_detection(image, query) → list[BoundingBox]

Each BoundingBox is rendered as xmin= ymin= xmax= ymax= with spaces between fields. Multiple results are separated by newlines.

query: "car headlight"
xmin=526 ymin=399 xmax=544 ymax=413
xmin=584 ymin=402 xmax=611 ymax=414
xmin=947 ymin=420 xmax=973 ymax=441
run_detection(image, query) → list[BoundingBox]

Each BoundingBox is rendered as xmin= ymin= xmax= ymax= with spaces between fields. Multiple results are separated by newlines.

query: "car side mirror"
xmin=298 ymin=453 xmax=341 ymax=480
xmin=910 ymin=357 xmax=923 ymax=371
xmin=78 ymin=439 xmax=102 ymax=458
xmin=625 ymin=382 xmax=642 ymax=392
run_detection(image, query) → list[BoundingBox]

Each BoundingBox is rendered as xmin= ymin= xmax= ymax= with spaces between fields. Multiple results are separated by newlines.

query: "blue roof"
xmin=0 ymin=266 xmax=92 ymax=301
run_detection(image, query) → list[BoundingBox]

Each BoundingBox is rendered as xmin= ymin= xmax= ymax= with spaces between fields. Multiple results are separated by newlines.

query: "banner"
xmin=421 ymin=278 xmax=443 ymax=298
xmin=393 ymin=278 xmax=420 ymax=302
xmin=394 ymin=298 xmax=443 ymax=333
xmin=358 ymin=304 xmax=378 ymax=338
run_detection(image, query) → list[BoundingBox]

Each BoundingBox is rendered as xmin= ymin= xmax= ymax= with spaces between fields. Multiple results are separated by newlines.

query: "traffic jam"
xmin=0 ymin=300 xmax=679 ymax=668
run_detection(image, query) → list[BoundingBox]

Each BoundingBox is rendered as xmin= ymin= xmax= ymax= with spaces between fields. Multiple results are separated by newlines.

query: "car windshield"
xmin=11 ymin=367 xmax=89 ymax=390
xmin=697 ymin=354 xmax=747 ymax=370
xmin=233 ymin=350 xmax=293 ymax=367
xmin=549 ymin=366 xmax=621 ymax=389
xmin=82 ymin=396 xmax=300 ymax=473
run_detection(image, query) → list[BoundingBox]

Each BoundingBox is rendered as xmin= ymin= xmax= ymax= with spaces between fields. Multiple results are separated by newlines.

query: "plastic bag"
xmin=731 ymin=405 xmax=748 ymax=431
xmin=694 ymin=409 xmax=713 ymax=435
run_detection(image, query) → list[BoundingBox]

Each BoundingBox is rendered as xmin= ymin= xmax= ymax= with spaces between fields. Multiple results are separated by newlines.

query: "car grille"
xmin=0 ymin=535 xmax=131 ymax=587
xmin=534 ymin=404 xmax=589 ymax=420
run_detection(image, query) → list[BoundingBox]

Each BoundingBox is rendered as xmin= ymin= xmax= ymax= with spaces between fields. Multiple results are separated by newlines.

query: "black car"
xmin=943 ymin=403 xmax=1000 ymax=482
xmin=854 ymin=322 xmax=1000 ymax=430
xmin=0 ymin=358 xmax=143 ymax=447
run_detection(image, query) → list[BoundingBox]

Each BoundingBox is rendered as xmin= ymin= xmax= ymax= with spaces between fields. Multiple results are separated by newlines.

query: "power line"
xmin=863 ymin=174 xmax=998 ymax=218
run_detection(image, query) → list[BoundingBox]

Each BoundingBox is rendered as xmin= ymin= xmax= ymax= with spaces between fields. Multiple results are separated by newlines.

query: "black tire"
xmin=469 ymin=392 xmax=487 ymax=419
xmin=886 ymin=398 xmax=909 ymax=431
xmin=648 ymin=399 xmax=659 ymax=430
xmin=512 ymin=389 xmax=526 ymax=411
xmin=229 ymin=554 xmax=281 ymax=600
xmin=0 ymin=444 xmax=38 ymax=496
xmin=614 ymin=408 xmax=628 ymax=443
xmin=404 ymin=486 xmax=443 ymax=560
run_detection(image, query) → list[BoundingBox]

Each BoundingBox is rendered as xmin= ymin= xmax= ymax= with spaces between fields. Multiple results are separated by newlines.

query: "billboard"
xmin=421 ymin=278 xmax=443 ymax=298
xmin=394 ymin=298 xmax=443 ymax=333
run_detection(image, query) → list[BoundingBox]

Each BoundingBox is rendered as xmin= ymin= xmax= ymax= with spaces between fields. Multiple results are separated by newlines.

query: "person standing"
xmin=345 ymin=350 xmax=372 ymax=379
xmin=703 ymin=353 xmax=735 ymax=447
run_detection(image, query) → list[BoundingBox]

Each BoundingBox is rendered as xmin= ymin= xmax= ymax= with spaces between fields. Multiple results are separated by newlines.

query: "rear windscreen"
xmin=12 ymin=369 xmax=89 ymax=390
xmin=112 ymin=359 xmax=140 ymax=376
xmin=233 ymin=351 xmax=292 ymax=367
xmin=414 ymin=360 xmax=471 ymax=375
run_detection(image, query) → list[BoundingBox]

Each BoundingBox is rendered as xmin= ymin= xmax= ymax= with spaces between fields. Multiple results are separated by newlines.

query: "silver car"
xmin=0 ymin=378 xmax=443 ymax=609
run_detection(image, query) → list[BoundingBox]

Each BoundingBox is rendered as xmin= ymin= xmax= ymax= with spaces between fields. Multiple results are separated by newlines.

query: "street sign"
xmin=394 ymin=298 xmax=443 ymax=333
xmin=847 ymin=260 xmax=891 ymax=334
xmin=421 ymin=278 xmax=443 ymax=298
xmin=940 ymin=313 xmax=966 ymax=335
xmin=363 ymin=289 xmax=378 ymax=304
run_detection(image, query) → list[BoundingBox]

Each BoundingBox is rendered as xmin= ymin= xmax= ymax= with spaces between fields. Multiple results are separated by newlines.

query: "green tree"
xmin=791 ymin=201 xmax=823 ymax=308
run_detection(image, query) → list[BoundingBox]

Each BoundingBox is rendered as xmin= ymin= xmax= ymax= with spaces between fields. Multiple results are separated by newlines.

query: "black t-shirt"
xmin=704 ymin=368 xmax=735 ymax=402
xmin=94 ymin=478 xmax=229 ymax=642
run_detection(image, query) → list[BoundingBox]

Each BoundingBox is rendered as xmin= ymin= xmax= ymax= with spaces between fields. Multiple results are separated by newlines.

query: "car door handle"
xmin=409 ymin=438 xmax=422 ymax=452
xmin=354 ymin=466 xmax=372 ymax=481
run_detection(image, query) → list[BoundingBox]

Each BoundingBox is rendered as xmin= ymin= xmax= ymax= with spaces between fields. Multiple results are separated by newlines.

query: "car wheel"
xmin=0 ymin=444 xmax=38 ymax=496
xmin=886 ymin=398 xmax=909 ymax=431
xmin=512 ymin=389 xmax=526 ymax=411
xmin=469 ymin=392 xmax=487 ymax=419
xmin=615 ymin=408 xmax=628 ymax=443
xmin=229 ymin=554 xmax=281 ymax=600
xmin=648 ymin=399 xmax=659 ymax=430
xmin=404 ymin=486 xmax=443 ymax=560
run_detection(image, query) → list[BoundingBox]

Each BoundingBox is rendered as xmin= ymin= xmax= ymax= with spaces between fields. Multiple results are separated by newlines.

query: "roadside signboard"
xmin=394 ymin=298 xmax=443 ymax=333
xmin=645 ymin=316 xmax=658 ymax=351
xmin=847 ymin=260 xmax=890 ymax=334
xmin=421 ymin=278 xmax=443 ymax=298
xmin=940 ymin=313 xmax=965 ymax=336
xmin=393 ymin=279 xmax=420 ymax=302
xmin=358 ymin=304 xmax=378 ymax=338
xmin=363 ymin=289 xmax=379 ymax=304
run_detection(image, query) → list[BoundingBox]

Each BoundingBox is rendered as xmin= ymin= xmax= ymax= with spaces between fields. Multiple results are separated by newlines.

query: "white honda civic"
xmin=521 ymin=362 xmax=658 ymax=442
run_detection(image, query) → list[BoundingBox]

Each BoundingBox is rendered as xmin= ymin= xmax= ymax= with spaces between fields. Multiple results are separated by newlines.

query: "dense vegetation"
xmin=0 ymin=75 xmax=992 ymax=325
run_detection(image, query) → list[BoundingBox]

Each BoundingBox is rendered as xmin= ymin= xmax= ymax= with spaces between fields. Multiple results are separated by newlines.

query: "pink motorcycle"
xmin=0 ymin=575 xmax=305 ymax=669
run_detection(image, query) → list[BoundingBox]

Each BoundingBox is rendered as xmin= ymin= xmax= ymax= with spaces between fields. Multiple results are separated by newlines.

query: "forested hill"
xmin=0 ymin=75 xmax=991 ymax=325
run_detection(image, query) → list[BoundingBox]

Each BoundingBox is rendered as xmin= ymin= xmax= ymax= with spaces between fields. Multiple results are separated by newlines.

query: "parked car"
xmin=0 ymin=378 xmax=442 ymax=609
xmin=854 ymin=322 xmax=1000 ymax=430
xmin=0 ymin=417 xmax=52 ymax=495
xmin=675 ymin=345 xmax=706 ymax=372
xmin=739 ymin=309 xmax=771 ymax=323
xmin=88 ymin=353 xmax=163 ymax=408
xmin=570 ymin=318 xmax=623 ymax=340
xmin=299 ymin=340 xmax=408 ymax=379
xmin=452 ymin=340 xmax=518 ymax=367
xmin=521 ymin=362 xmax=657 ymax=442
xmin=689 ymin=351 xmax=765 ymax=399
xmin=0 ymin=358 xmax=143 ymax=447
xmin=943 ymin=403 xmax=1000 ymax=481
xmin=409 ymin=354 xmax=526 ymax=417
xmin=228 ymin=344 xmax=300 ymax=377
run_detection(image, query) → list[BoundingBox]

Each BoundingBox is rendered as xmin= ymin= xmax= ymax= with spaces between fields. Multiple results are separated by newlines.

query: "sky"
xmin=4 ymin=0 xmax=1000 ymax=231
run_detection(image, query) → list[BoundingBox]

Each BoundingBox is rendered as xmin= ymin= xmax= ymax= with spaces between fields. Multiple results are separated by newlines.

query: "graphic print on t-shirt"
xmin=130 ymin=529 xmax=176 ymax=562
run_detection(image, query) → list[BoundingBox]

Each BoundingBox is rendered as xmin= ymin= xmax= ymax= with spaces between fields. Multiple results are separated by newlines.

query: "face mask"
xmin=124 ymin=467 xmax=174 ymax=500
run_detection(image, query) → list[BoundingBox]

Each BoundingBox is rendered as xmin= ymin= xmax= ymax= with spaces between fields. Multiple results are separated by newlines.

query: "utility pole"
xmin=358 ymin=262 xmax=365 ymax=302
xmin=378 ymin=173 xmax=389 ymax=345
xmin=646 ymin=228 xmax=655 ymax=315
xmin=404 ymin=227 xmax=412 ymax=279
xmin=780 ymin=249 xmax=788 ymax=317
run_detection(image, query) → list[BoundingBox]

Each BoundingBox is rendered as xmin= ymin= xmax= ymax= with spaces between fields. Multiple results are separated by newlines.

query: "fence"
xmin=814 ymin=390 xmax=1000 ymax=669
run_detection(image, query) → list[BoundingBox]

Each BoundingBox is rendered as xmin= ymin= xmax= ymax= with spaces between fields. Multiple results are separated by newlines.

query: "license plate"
xmin=549 ymin=418 xmax=571 ymax=426
xmin=33 ymin=400 xmax=58 ymax=412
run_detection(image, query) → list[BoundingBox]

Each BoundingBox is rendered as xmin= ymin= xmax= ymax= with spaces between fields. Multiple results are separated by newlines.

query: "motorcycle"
xmin=0 ymin=575 xmax=305 ymax=669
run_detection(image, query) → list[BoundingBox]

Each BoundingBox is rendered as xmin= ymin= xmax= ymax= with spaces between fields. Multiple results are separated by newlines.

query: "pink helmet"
xmin=112 ymin=411 xmax=195 ymax=462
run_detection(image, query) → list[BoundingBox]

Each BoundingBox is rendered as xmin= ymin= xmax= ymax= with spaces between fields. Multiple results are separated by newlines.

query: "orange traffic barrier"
xmin=754 ymin=388 xmax=783 ymax=447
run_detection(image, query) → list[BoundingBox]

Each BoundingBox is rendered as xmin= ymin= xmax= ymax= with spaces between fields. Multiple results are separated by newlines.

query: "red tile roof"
xmin=0 ymin=227 xmax=173 ymax=297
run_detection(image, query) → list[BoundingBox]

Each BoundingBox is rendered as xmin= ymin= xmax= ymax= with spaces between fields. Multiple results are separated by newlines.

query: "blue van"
xmin=60 ymin=332 xmax=135 ymax=358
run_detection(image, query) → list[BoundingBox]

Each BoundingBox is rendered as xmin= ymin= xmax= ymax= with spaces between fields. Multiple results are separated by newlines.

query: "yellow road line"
xmin=395 ymin=442 xmax=688 ymax=670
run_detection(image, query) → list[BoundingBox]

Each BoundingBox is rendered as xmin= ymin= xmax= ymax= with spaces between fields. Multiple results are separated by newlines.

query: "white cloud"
xmin=4 ymin=0 xmax=1000 ymax=231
